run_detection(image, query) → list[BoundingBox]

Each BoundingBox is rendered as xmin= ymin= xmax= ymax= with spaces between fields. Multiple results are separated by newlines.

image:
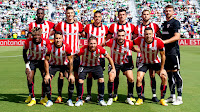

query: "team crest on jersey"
xmin=74 ymin=29 xmax=77 ymax=33
xmin=101 ymin=33 xmax=104 ymax=36
xmin=93 ymin=52 xmax=100 ymax=58
xmin=167 ymin=24 xmax=170 ymax=28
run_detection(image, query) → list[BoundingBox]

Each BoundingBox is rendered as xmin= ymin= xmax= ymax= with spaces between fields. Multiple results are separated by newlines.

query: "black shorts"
xmin=29 ymin=60 xmax=45 ymax=71
xmin=138 ymin=63 xmax=161 ymax=73
xmin=49 ymin=65 xmax=69 ymax=77
xmin=165 ymin=55 xmax=180 ymax=70
xmin=78 ymin=66 xmax=104 ymax=80
xmin=108 ymin=63 xmax=132 ymax=74
xmin=100 ymin=58 xmax=105 ymax=71
xmin=126 ymin=56 xmax=134 ymax=69
xmin=73 ymin=56 xmax=80 ymax=72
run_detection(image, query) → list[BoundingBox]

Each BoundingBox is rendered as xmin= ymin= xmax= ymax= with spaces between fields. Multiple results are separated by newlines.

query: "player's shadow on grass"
xmin=0 ymin=94 xmax=44 ymax=104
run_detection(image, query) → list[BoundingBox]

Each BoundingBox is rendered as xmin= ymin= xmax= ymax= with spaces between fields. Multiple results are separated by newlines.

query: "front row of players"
xmin=23 ymin=27 xmax=168 ymax=107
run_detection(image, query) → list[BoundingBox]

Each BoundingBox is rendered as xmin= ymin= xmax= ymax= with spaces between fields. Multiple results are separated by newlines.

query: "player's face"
xmin=54 ymin=34 xmax=63 ymax=46
xmin=33 ymin=31 xmax=42 ymax=43
xmin=94 ymin=13 xmax=102 ymax=24
xmin=165 ymin=8 xmax=174 ymax=19
xmin=36 ymin=10 xmax=44 ymax=20
xmin=66 ymin=9 xmax=75 ymax=20
xmin=118 ymin=11 xmax=127 ymax=22
xmin=144 ymin=30 xmax=153 ymax=43
xmin=142 ymin=11 xmax=150 ymax=22
xmin=117 ymin=31 xmax=125 ymax=44
xmin=88 ymin=39 xmax=97 ymax=52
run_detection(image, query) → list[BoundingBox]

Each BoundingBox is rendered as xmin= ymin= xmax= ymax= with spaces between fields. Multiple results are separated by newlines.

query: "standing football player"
xmin=162 ymin=5 xmax=183 ymax=105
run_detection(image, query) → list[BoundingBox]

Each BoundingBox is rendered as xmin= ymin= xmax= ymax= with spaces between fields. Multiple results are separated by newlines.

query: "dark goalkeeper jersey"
xmin=162 ymin=18 xmax=180 ymax=55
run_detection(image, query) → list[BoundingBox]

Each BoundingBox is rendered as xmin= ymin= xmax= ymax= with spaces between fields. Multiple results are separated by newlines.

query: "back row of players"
xmin=23 ymin=5 xmax=183 ymax=107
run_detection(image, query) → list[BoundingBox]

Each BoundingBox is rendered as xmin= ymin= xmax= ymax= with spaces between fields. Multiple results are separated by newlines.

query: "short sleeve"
xmin=130 ymin=24 xmax=135 ymax=34
xmin=108 ymin=24 xmax=115 ymax=34
xmin=28 ymin=23 xmax=32 ymax=32
xmin=23 ymin=39 xmax=30 ymax=50
xmin=133 ymin=37 xmax=141 ymax=45
xmin=173 ymin=20 xmax=181 ymax=33
xmin=54 ymin=22 xmax=62 ymax=32
xmin=105 ymin=25 xmax=109 ymax=35
xmin=48 ymin=21 xmax=55 ymax=29
xmin=154 ymin=23 xmax=160 ymax=33
xmin=84 ymin=24 xmax=89 ymax=34
xmin=128 ymin=40 xmax=133 ymax=50
xmin=78 ymin=22 xmax=84 ymax=33
xmin=77 ymin=45 xmax=87 ymax=56
xmin=98 ymin=45 xmax=107 ymax=56
xmin=105 ymin=39 xmax=113 ymax=47
xmin=157 ymin=38 xmax=165 ymax=51
xmin=65 ymin=44 xmax=72 ymax=55
xmin=134 ymin=25 xmax=139 ymax=35
xmin=46 ymin=43 xmax=52 ymax=54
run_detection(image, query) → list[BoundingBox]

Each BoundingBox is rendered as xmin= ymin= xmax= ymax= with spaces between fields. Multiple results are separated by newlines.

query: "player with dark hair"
xmin=74 ymin=36 xmax=116 ymax=106
xmin=101 ymin=29 xmax=139 ymax=105
xmin=54 ymin=6 xmax=85 ymax=103
xmin=84 ymin=10 xmax=109 ymax=102
xmin=162 ymin=5 xmax=183 ymax=105
xmin=133 ymin=27 xmax=168 ymax=106
xmin=43 ymin=31 xmax=74 ymax=107
xmin=28 ymin=8 xmax=54 ymax=39
xmin=106 ymin=9 xmax=136 ymax=102
xmin=133 ymin=9 xmax=161 ymax=102
xmin=23 ymin=27 xmax=50 ymax=106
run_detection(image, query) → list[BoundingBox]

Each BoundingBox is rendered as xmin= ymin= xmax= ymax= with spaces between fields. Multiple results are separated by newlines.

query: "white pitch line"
xmin=0 ymin=55 xmax=22 ymax=58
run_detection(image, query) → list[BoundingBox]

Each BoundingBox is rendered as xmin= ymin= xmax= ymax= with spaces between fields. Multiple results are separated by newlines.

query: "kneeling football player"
xmin=44 ymin=31 xmax=74 ymax=107
xmin=75 ymin=36 xmax=116 ymax=106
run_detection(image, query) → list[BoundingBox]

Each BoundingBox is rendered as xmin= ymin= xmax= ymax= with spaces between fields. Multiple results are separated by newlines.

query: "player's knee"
xmin=98 ymin=78 xmax=104 ymax=83
xmin=59 ymin=72 xmax=64 ymax=79
xmin=128 ymin=77 xmax=134 ymax=83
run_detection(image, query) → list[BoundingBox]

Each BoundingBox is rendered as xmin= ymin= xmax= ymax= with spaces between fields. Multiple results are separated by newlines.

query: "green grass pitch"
xmin=0 ymin=46 xmax=199 ymax=112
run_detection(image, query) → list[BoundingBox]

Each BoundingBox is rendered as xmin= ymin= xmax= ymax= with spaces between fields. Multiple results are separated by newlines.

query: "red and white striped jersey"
xmin=134 ymin=22 xmax=159 ymax=37
xmin=46 ymin=43 xmax=72 ymax=65
xmin=108 ymin=22 xmax=135 ymax=55
xmin=54 ymin=21 xmax=84 ymax=55
xmin=134 ymin=22 xmax=160 ymax=57
xmin=133 ymin=37 xmax=165 ymax=64
xmin=77 ymin=45 xmax=108 ymax=66
xmin=106 ymin=39 xmax=133 ymax=65
xmin=84 ymin=23 xmax=108 ymax=58
xmin=28 ymin=21 xmax=54 ymax=39
xmin=23 ymin=38 xmax=50 ymax=60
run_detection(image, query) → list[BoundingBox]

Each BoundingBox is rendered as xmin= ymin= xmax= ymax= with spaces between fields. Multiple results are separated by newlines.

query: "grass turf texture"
xmin=0 ymin=46 xmax=199 ymax=112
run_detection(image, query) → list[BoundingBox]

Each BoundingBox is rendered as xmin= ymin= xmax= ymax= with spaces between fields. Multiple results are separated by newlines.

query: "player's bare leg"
xmin=135 ymin=71 xmax=145 ymax=105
